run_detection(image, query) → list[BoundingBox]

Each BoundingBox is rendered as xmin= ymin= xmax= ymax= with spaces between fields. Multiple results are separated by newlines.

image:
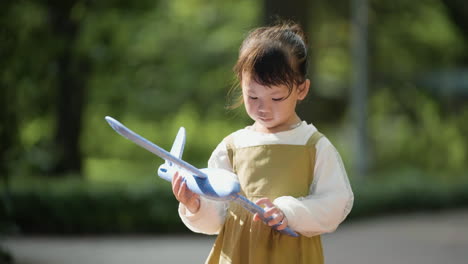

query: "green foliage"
xmin=0 ymin=246 xmax=13 ymax=264
xmin=350 ymin=169 xmax=468 ymax=219
xmin=82 ymin=104 xmax=246 ymax=169
xmin=1 ymin=177 xmax=184 ymax=234
xmin=2 ymin=171 xmax=467 ymax=234
xmin=369 ymin=87 xmax=468 ymax=177
xmin=2 ymin=0 xmax=468 ymax=235
xmin=3 ymin=0 xmax=467 ymax=177
xmin=3 ymin=0 xmax=258 ymax=176
xmin=82 ymin=0 xmax=259 ymax=120
xmin=370 ymin=0 xmax=465 ymax=74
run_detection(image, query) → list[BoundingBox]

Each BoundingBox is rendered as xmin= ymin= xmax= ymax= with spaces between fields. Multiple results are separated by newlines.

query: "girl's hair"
xmin=229 ymin=21 xmax=309 ymax=108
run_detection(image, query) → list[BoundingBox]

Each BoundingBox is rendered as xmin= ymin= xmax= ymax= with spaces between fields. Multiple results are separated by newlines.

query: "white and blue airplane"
xmin=105 ymin=116 xmax=298 ymax=237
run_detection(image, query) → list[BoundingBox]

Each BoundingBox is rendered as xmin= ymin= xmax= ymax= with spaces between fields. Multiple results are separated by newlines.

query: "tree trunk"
xmin=263 ymin=0 xmax=310 ymax=27
xmin=263 ymin=0 xmax=320 ymax=122
xmin=262 ymin=0 xmax=344 ymax=124
xmin=441 ymin=0 xmax=468 ymax=63
xmin=48 ymin=0 xmax=88 ymax=176
xmin=0 ymin=82 xmax=19 ymax=182
xmin=0 ymin=1 xmax=20 ymax=183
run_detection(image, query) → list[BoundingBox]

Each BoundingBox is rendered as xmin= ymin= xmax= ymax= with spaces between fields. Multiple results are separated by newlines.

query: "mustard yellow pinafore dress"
xmin=206 ymin=132 xmax=324 ymax=264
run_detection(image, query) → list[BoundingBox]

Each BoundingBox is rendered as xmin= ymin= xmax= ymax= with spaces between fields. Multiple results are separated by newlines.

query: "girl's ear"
xmin=297 ymin=79 xmax=310 ymax=100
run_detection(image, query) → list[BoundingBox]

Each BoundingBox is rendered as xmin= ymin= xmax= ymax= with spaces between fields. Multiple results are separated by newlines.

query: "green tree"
xmin=442 ymin=0 xmax=468 ymax=63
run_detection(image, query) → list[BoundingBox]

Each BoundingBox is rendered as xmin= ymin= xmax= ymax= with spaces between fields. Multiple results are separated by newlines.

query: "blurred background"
xmin=1 ymin=0 xmax=467 ymax=263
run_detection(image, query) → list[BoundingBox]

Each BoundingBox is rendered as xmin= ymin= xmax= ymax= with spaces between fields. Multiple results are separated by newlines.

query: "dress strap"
xmin=306 ymin=131 xmax=324 ymax=147
xmin=306 ymin=131 xmax=324 ymax=174
xmin=224 ymin=135 xmax=235 ymax=166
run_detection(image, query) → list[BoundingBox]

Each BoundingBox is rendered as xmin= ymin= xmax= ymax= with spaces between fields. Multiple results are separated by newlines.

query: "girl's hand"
xmin=172 ymin=171 xmax=201 ymax=214
xmin=253 ymin=197 xmax=288 ymax=230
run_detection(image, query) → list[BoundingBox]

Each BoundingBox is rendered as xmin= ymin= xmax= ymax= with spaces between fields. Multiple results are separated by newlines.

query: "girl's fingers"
xmin=253 ymin=213 xmax=261 ymax=222
xmin=267 ymin=211 xmax=283 ymax=226
xmin=171 ymin=172 xmax=182 ymax=196
xmin=276 ymin=217 xmax=288 ymax=230
xmin=255 ymin=198 xmax=275 ymax=218
xmin=171 ymin=171 xmax=181 ymax=186
xmin=172 ymin=171 xmax=179 ymax=183
xmin=180 ymin=181 xmax=200 ymax=213
xmin=177 ymin=180 xmax=187 ymax=202
xmin=172 ymin=172 xmax=189 ymax=203
xmin=255 ymin=198 xmax=274 ymax=208
xmin=263 ymin=206 xmax=280 ymax=219
xmin=254 ymin=198 xmax=287 ymax=228
xmin=170 ymin=171 xmax=200 ymax=213
xmin=179 ymin=181 xmax=193 ymax=203
xmin=177 ymin=176 xmax=198 ymax=202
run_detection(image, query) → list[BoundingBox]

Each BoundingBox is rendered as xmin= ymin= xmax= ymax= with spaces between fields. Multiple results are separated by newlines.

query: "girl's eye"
xmin=272 ymin=98 xmax=284 ymax=101
xmin=249 ymin=96 xmax=258 ymax=100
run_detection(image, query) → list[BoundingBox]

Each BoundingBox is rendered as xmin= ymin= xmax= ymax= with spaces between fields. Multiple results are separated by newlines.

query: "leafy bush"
xmin=368 ymin=88 xmax=468 ymax=176
xmin=0 ymin=247 xmax=13 ymax=264
xmin=350 ymin=173 xmax=468 ymax=219
xmin=1 ymin=180 xmax=185 ymax=234
xmin=1 ymin=172 xmax=468 ymax=234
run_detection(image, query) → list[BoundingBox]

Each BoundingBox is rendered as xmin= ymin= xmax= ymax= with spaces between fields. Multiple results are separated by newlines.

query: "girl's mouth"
xmin=259 ymin=117 xmax=273 ymax=122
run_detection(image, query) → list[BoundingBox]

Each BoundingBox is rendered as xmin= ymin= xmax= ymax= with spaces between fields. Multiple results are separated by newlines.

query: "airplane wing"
xmin=105 ymin=116 xmax=207 ymax=179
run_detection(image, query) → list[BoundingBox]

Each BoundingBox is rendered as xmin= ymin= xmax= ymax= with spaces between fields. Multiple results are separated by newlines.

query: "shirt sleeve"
xmin=273 ymin=137 xmax=354 ymax=237
xmin=178 ymin=140 xmax=231 ymax=235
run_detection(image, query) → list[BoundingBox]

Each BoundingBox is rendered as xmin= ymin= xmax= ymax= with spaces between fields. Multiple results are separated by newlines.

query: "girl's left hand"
xmin=253 ymin=198 xmax=288 ymax=230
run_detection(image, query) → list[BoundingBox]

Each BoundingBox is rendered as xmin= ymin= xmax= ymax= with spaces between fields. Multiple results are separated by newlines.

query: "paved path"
xmin=3 ymin=209 xmax=468 ymax=264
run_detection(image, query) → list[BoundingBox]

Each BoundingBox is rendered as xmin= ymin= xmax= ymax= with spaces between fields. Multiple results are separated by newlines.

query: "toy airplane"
xmin=105 ymin=116 xmax=298 ymax=237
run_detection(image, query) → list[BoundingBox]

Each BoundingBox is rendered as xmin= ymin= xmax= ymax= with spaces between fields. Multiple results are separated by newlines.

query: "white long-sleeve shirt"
xmin=178 ymin=121 xmax=354 ymax=237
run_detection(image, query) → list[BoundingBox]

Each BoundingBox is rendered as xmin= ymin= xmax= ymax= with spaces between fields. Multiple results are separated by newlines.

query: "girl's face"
xmin=242 ymin=73 xmax=309 ymax=133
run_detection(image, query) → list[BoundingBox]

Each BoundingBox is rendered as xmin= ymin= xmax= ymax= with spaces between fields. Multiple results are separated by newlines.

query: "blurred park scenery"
xmin=1 ymin=0 xmax=468 ymax=263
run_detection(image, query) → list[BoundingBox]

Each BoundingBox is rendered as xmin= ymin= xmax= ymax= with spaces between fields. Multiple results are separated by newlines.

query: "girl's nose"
xmin=258 ymin=99 xmax=270 ymax=113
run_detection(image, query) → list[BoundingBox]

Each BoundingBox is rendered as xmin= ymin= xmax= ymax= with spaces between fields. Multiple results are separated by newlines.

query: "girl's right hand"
xmin=253 ymin=198 xmax=289 ymax=230
xmin=171 ymin=171 xmax=201 ymax=214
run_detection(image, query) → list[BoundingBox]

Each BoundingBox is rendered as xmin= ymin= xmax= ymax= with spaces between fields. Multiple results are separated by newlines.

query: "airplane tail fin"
xmin=158 ymin=127 xmax=186 ymax=181
xmin=169 ymin=127 xmax=186 ymax=163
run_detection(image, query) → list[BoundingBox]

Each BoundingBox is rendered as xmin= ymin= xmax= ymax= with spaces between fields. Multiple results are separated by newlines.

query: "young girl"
xmin=171 ymin=22 xmax=353 ymax=264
